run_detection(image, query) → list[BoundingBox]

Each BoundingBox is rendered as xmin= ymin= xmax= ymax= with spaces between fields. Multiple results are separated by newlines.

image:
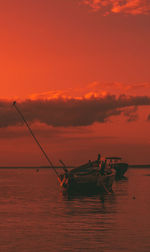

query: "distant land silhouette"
xmin=0 ymin=164 xmax=150 ymax=169
xmin=0 ymin=166 xmax=75 ymax=169
xmin=129 ymin=164 xmax=150 ymax=168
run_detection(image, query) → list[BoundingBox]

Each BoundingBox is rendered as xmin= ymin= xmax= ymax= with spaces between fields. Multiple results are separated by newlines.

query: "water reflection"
xmin=1 ymin=169 xmax=150 ymax=251
xmin=55 ymin=180 xmax=130 ymax=252
xmin=62 ymin=190 xmax=118 ymax=217
xmin=116 ymin=175 xmax=128 ymax=181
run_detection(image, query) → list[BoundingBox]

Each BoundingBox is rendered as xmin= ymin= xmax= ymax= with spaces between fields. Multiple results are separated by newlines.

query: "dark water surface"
xmin=0 ymin=168 xmax=150 ymax=252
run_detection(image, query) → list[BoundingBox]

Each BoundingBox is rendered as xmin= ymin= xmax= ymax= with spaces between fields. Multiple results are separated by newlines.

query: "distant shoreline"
xmin=129 ymin=165 xmax=150 ymax=168
xmin=0 ymin=165 xmax=150 ymax=169
xmin=0 ymin=166 xmax=75 ymax=169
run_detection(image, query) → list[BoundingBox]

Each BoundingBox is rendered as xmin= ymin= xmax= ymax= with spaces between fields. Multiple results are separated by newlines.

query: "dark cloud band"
xmin=0 ymin=95 xmax=150 ymax=128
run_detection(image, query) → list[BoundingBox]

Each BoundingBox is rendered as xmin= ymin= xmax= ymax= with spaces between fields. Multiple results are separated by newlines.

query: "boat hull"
xmin=60 ymin=170 xmax=116 ymax=194
xmin=113 ymin=163 xmax=128 ymax=179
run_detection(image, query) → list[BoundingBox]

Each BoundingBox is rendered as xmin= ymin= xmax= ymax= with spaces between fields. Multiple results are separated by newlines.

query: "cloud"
xmin=87 ymin=81 xmax=150 ymax=97
xmin=29 ymin=82 xmax=150 ymax=101
xmin=0 ymin=122 xmax=92 ymax=139
xmin=147 ymin=114 xmax=150 ymax=121
xmin=123 ymin=106 xmax=138 ymax=122
xmin=1 ymin=94 xmax=150 ymax=129
xmin=81 ymin=0 xmax=150 ymax=15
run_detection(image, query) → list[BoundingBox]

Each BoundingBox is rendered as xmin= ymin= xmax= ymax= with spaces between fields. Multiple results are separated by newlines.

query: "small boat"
xmin=105 ymin=157 xmax=128 ymax=179
xmin=59 ymin=156 xmax=116 ymax=194
xmin=12 ymin=102 xmax=116 ymax=195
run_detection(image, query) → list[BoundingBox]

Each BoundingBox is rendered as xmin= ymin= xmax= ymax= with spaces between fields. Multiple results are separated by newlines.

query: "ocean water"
xmin=0 ymin=168 xmax=150 ymax=252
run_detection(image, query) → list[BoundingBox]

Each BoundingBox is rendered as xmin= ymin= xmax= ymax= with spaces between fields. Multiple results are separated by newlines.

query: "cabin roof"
xmin=106 ymin=157 xmax=122 ymax=160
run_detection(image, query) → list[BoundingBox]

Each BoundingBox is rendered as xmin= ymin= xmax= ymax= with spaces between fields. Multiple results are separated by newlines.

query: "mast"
xmin=13 ymin=101 xmax=61 ymax=182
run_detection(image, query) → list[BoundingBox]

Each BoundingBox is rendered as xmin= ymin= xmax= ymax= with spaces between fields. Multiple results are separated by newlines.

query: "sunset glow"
xmin=0 ymin=0 xmax=150 ymax=166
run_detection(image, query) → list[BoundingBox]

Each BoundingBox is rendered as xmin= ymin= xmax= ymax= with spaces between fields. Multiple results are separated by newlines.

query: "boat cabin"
xmin=105 ymin=157 xmax=122 ymax=168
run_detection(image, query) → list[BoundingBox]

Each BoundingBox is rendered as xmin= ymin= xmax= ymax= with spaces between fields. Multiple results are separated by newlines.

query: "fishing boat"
xmin=59 ymin=156 xmax=116 ymax=194
xmin=13 ymin=102 xmax=116 ymax=194
xmin=106 ymin=157 xmax=128 ymax=179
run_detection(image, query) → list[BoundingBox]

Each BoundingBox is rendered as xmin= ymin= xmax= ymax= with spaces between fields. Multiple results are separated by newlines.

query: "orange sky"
xmin=0 ymin=0 xmax=150 ymax=165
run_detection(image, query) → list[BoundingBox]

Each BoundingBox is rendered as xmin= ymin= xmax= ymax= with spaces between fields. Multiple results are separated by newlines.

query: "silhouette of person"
xmin=101 ymin=161 xmax=105 ymax=175
xmin=97 ymin=153 xmax=101 ymax=165
xmin=88 ymin=160 xmax=92 ymax=167
xmin=97 ymin=153 xmax=101 ymax=161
